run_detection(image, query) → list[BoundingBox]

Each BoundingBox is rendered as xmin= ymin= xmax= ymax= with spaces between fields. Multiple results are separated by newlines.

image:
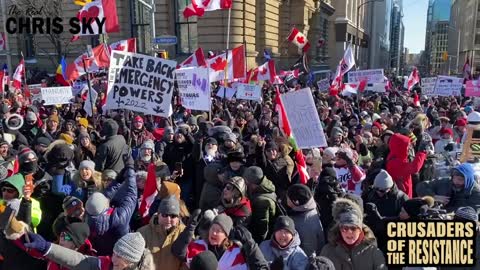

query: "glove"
xmin=24 ymin=232 xmax=51 ymax=255
xmin=232 ymin=225 xmax=255 ymax=247
xmin=270 ymin=256 xmax=284 ymax=270
xmin=187 ymin=209 xmax=202 ymax=229
xmin=337 ymin=152 xmax=354 ymax=167
xmin=418 ymin=141 xmax=430 ymax=152
xmin=364 ymin=202 xmax=382 ymax=223
xmin=444 ymin=143 xmax=455 ymax=152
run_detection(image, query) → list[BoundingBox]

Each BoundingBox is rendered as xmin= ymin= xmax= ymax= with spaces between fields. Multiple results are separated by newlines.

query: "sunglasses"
xmin=161 ymin=213 xmax=178 ymax=219
xmin=375 ymin=188 xmax=390 ymax=193
xmin=340 ymin=226 xmax=359 ymax=232
xmin=1 ymin=187 xmax=16 ymax=193
xmin=60 ymin=232 xmax=73 ymax=242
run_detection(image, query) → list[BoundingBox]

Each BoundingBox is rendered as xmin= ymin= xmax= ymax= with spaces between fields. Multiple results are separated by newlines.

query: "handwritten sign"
xmin=216 ymin=87 xmax=236 ymax=100
xmin=348 ymin=69 xmax=384 ymax=83
xmin=28 ymin=84 xmax=44 ymax=103
xmin=317 ymin=78 xmax=330 ymax=92
xmin=105 ymin=50 xmax=177 ymax=116
xmin=176 ymin=67 xmax=211 ymax=111
xmin=465 ymin=80 xmax=480 ymax=97
xmin=41 ymin=86 xmax=73 ymax=105
xmin=235 ymin=83 xmax=261 ymax=101
xmin=280 ymin=88 xmax=327 ymax=148
xmin=433 ymin=76 xmax=462 ymax=96
xmin=421 ymin=77 xmax=437 ymax=96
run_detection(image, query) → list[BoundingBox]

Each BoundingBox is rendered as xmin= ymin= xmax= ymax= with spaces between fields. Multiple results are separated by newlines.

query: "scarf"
xmin=339 ymin=229 xmax=365 ymax=250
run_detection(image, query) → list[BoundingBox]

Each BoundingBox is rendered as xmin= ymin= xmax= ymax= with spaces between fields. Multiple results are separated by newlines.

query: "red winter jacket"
xmin=386 ymin=134 xmax=427 ymax=198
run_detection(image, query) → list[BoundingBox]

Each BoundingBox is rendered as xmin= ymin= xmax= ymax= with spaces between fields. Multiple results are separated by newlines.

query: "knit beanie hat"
xmin=265 ymin=141 xmax=279 ymax=151
xmin=134 ymin=115 xmax=144 ymax=123
xmin=225 ymin=176 xmax=246 ymax=198
xmin=35 ymin=137 xmax=51 ymax=147
xmin=332 ymin=198 xmax=363 ymax=228
xmin=102 ymin=169 xmax=117 ymax=180
xmin=59 ymin=133 xmax=74 ymax=145
xmin=113 ymin=232 xmax=146 ymax=263
xmin=65 ymin=222 xmax=90 ymax=248
xmin=307 ymin=256 xmax=336 ymax=270
xmin=212 ymin=214 xmax=233 ymax=236
xmin=78 ymin=132 xmax=90 ymax=141
xmin=63 ymin=196 xmax=84 ymax=218
xmin=191 ymin=250 xmax=218 ymax=270
xmin=273 ymin=216 xmax=296 ymax=235
xmin=227 ymin=151 xmax=245 ymax=164
xmin=85 ymin=192 xmax=110 ymax=216
xmin=25 ymin=111 xmax=37 ymax=122
xmin=224 ymin=133 xmax=237 ymax=143
xmin=141 ymin=139 xmax=155 ymax=150
xmin=158 ymin=195 xmax=180 ymax=216
xmin=287 ymin=184 xmax=312 ymax=206
xmin=18 ymin=147 xmax=37 ymax=165
xmin=79 ymin=160 xmax=95 ymax=172
xmin=455 ymin=206 xmax=479 ymax=222
xmin=373 ymin=170 xmax=394 ymax=190
xmin=243 ymin=166 xmax=264 ymax=185
xmin=78 ymin=118 xmax=89 ymax=129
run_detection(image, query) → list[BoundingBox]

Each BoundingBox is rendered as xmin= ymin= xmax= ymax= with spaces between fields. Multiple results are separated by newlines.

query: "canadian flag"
xmin=340 ymin=81 xmax=366 ymax=96
xmin=66 ymin=52 xmax=99 ymax=81
xmin=287 ymin=28 xmax=311 ymax=52
xmin=207 ymin=45 xmax=245 ymax=83
xmin=177 ymin=48 xmax=207 ymax=69
xmin=183 ymin=0 xmax=232 ymax=18
xmin=0 ymin=32 xmax=5 ymax=50
xmin=108 ymin=38 xmax=137 ymax=54
xmin=72 ymin=0 xmax=119 ymax=39
xmin=139 ymin=163 xmax=159 ymax=223
xmin=12 ymin=58 xmax=25 ymax=89
xmin=407 ymin=67 xmax=420 ymax=92
xmin=252 ymin=60 xmax=277 ymax=83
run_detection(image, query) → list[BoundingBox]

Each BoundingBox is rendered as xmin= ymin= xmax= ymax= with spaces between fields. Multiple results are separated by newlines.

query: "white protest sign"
xmin=84 ymin=89 xmax=98 ymax=117
xmin=216 ymin=87 xmax=236 ymax=100
xmin=28 ymin=84 xmax=43 ymax=103
xmin=421 ymin=77 xmax=437 ymax=96
xmin=41 ymin=86 xmax=73 ymax=105
xmin=72 ymin=81 xmax=88 ymax=96
xmin=317 ymin=78 xmax=330 ymax=92
xmin=433 ymin=76 xmax=463 ymax=96
xmin=369 ymin=82 xmax=387 ymax=93
xmin=348 ymin=69 xmax=384 ymax=83
xmin=280 ymin=88 xmax=327 ymax=148
xmin=176 ymin=67 xmax=211 ymax=111
xmin=105 ymin=50 xmax=176 ymax=116
xmin=235 ymin=83 xmax=261 ymax=101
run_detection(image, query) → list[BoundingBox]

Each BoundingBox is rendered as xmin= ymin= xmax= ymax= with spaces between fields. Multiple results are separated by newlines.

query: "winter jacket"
xmin=320 ymin=224 xmax=387 ymax=270
xmin=87 ymin=168 xmax=137 ymax=256
xmin=386 ymin=133 xmax=427 ymax=198
xmin=222 ymin=197 xmax=252 ymax=227
xmin=334 ymin=164 xmax=366 ymax=195
xmin=71 ymin=170 xmax=103 ymax=203
xmin=416 ymin=164 xmax=480 ymax=212
xmin=74 ymin=144 xmax=96 ymax=168
xmin=44 ymin=243 xmax=155 ymax=270
xmin=256 ymin=145 xmax=293 ymax=198
xmin=260 ymin=232 xmax=308 ymax=270
xmin=47 ymin=240 xmax=97 ymax=270
xmin=288 ymin=197 xmax=325 ymax=257
xmin=185 ymin=239 xmax=247 ymax=270
xmin=94 ymin=134 xmax=127 ymax=173
xmin=137 ymin=215 xmax=186 ymax=270
xmin=248 ymin=176 xmax=277 ymax=243
xmin=314 ymin=165 xmax=342 ymax=234
xmin=363 ymin=184 xmax=408 ymax=217
xmin=131 ymin=128 xmax=156 ymax=149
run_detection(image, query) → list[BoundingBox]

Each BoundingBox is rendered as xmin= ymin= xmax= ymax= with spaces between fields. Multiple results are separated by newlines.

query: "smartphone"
xmin=175 ymin=162 xmax=183 ymax=171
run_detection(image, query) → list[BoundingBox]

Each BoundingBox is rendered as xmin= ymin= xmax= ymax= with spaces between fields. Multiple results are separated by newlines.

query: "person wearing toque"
xmin=72 ymin=160 xmax=103 ymax=202
xmin=320 ymin=198 xmax=387 ymax=270
xmin=138 ymin=195 xmax=186 ymax=269
xmin=259 ymin=216 xmax=308 ymax=270
xmin=218 ymin=176 xmax=252 ymax=226
xmin=23 ymin=230 xmax=155 ymax=270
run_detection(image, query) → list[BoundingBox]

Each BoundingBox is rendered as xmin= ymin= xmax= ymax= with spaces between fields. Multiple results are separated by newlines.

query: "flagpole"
xmin=223 ymin=6 xmax=232 ymax=103
xmin=83 ymin=47 xmax=95 ymax=127
xmin=20 ymin=51 xmax=29 ymax=103
xmin=243 ymin=0 xmax=247 ymax=70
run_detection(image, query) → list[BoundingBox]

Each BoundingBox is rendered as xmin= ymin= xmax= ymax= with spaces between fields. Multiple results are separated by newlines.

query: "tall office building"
xmin=390 ymin=0 xmax=404 ymax=75
xmin=423 ymin=0 xmax=451 ymax=74
xmin=366 ymin=0 xmax=393 ymax=69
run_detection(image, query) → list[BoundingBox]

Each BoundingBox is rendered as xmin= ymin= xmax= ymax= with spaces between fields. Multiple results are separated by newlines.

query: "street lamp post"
xmin=355 ymin=0 xmax=384 ymax=69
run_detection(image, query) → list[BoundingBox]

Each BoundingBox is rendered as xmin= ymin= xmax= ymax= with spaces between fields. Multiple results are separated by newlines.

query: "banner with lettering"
xmin=105 ymin=50 xmax=176 ymax=116
xmin=465 ymin=80 xmax=480 ymax=97
xmin=176 ymin=67 xmax=211 ymax=111
xmin=433 ymin=76 xmax=462 ymax=96
xmin=421 ymin=77 xmax=437 ymax=96
xmin=347 ymin=69 xmax=384 ymax=83
xmin=235 ymin=83 xmax=261 ymax=101
xmin=216 ymin=86 xmax=236 ymax=100
xmin=317 ymin=78 xmax=330 ymax=92
xmin=41 ymin=86 xmax=73 ymax=105
xmin=280 ymin=88 xmax=327 ymax=148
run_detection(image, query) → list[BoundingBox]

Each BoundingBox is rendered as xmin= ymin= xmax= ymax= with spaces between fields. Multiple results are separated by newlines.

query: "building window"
xmin=131 ymin=0 xmax=153 ymax=53
xmin=175 ymin=0 xmax=198 ymax=54
xmin=24 ymin=34 xmax=35 ymax=59
xmin=476 ymin=34 xmax=480 ymax=45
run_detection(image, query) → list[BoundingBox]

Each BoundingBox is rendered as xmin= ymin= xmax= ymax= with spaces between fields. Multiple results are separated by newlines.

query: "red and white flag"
xmin=139 ymin=162 xmax=158 ymax=223
xmin=413 ymin=93 xmax=420 ymax=107
xmin=72 ymin=0 xmax=119 ymax=40
xmin=0 ymin=32 xmax=6 ymax=50
xmin=407 ymin=67 xmax=419 ymax=92
xmin=279 ymin=69 xmax=300 ymax=79
xmin=252 ymin=60 xmax=277 ymax=83
xmin=66 ymin=52 xmax=99 ymax=81
xmin=177 ymin=48 xmax=207 ymax=69
xmin=12 ymin=58 xmax=25 ymax=89
xmin=464 ymin=57 xmax=473 ymax=80
xmin=207 ymin=45 xmax=246 ymax=82
xmin=331 ymin=44 xmax=355 ymax=90
xmin=109 ymin=38 xmax=137 ymax=54
xmin=183 ymin=0 xmax=232 ymax=18
xmin=287 ymin=28 xmax=310 ymax=52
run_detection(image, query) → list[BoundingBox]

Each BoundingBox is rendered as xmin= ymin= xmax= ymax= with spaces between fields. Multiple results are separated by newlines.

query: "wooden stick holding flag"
xmin=20 ymin=52 xmax=29 ymax=104
xmin=82 ymin=45 xmax=96 ymax=127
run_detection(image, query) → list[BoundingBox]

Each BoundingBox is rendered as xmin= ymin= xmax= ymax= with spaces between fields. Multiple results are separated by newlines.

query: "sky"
xmin=403 ymin=0 xmax=429 ymax=54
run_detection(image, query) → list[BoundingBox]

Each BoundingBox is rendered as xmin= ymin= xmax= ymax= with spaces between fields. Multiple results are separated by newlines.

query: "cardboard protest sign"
xmin=216 ymin=87 xmax=236 ymax=100
xmin=176 ymin=67 xmax=211 ymax=111
xmin=433 ymin=76 xmax=462 ymax=96
xmin=348 ymin=69 xmax=384 ymax=83
xmin=105 ymin=50 xmax=176 ymax=116
xmin=421 ymin=77 xmax=437 ymax=96
xmin=235 ymin=83 xmax=261 ymax=101
xmin=41 ymin=86 xmax=73 ymax=105
xmin=28 ymin=84 xmax=44 ymax=103
xmin=281 ymin=88 xmax=327 ymax=148
xmin=317 ymin=78 xmax=330 ymax=92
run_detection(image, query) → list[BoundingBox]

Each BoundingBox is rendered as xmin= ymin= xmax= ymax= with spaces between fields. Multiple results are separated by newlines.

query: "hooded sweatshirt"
xmin=386 ymin=134 xmax=427 ymax=198
xmin=260 ymin=232 xmax=309 ymax=270
xmin=454 ymin=163 xmax=476 ymax=194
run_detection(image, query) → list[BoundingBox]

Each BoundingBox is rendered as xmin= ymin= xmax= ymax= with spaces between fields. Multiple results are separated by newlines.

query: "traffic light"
xmin=442 ymin=51 xmax=448 ymax=62
xmin=156 ymin=50 xmax=168 ymax=59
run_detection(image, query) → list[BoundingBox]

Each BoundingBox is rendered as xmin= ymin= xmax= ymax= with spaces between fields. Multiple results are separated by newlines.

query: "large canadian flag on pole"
xmin=177 ymin=48 xmax=207 ymax=69
xmin=66 ymin=52 xmax=99 ymax=81
xmin=12 ymin=58 xmax=25 ymax=89
xmin=406 ymin=67 xmax=420 ymax=92
xmin=251 ymin=60 xmax=277 ymax=83
xmin=72 ymin=0 xmax=119 ymax=39
xmin=207 ymin=45 xmax=246 ymax=82
xmin=287 ymin=28 xmax=311 ymax=52
xmin=183 ymin=0 xmax=232 ymax=18
xmin=108 ymin=38 xmax=137 ymax=54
